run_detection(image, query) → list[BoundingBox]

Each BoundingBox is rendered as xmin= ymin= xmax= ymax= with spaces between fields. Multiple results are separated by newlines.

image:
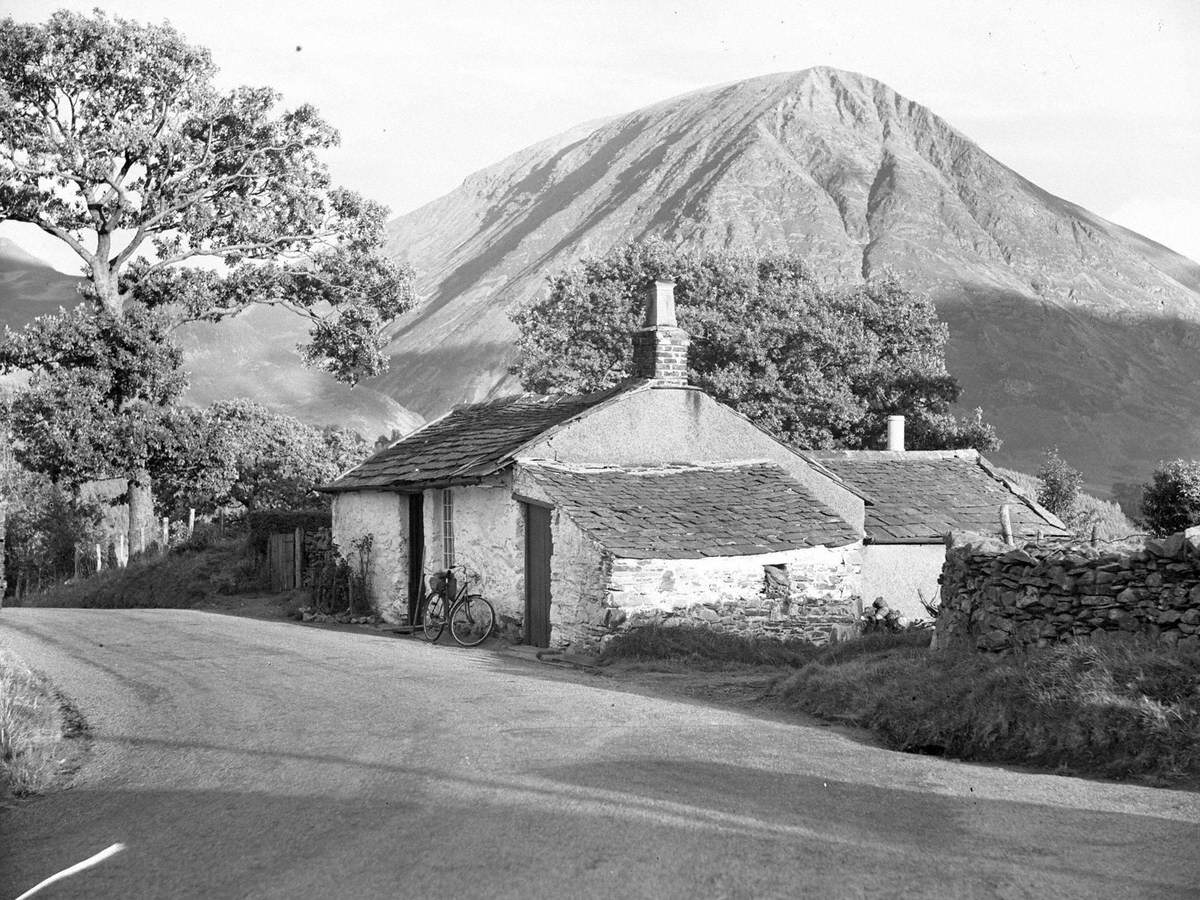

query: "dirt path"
xmin=2 ymin=608 xmax=1199 ymax=899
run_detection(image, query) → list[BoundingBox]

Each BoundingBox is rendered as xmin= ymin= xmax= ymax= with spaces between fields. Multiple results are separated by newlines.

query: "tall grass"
xmin=775 ymin=635 xmax=1200 ymax=781
xmin=601 ymin=624 xmax=823 ymax=669
xmin=21 ymin=537 xmax=261 ymax=609
xmin=0 ymin=650 xmax=81 ymax=797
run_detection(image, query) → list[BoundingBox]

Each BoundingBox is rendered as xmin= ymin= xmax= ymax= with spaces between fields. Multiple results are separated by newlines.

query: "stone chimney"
xmin=886 ymin=415 xmax=905 ymax=452
xmin=631 ymin=281 xmax=689 ymax=385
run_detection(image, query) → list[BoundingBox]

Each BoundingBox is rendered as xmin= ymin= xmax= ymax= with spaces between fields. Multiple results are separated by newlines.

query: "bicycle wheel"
xmin=449 ymin=594 xmax=495 ymax=647
xmin=422 ymin=592 xmax=447 ymax=642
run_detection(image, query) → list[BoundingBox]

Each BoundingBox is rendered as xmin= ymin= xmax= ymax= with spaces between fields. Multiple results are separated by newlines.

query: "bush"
xmin=1141 ymin=459 xmax=1200 ymax=536
xmin=774 ymin=635 xmax=1200 ymax=781
xmin=4 ymin=472 xmax=104 ymax=597
xmin=1036 ymin=448 xmax=1082 ymax=520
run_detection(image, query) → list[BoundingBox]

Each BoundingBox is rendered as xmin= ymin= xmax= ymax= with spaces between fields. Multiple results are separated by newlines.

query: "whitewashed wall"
xmin=423 ymin=478 xmax=526 ymax=636
xmin=331 ymin=491 xmax=409 ymax=622
xmin=861 ymin=544 xmax=945 ymax=621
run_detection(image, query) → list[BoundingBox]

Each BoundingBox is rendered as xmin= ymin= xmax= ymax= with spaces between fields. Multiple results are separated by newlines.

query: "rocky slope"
xmin=377 ymin=67 xmax=1200 ymax=491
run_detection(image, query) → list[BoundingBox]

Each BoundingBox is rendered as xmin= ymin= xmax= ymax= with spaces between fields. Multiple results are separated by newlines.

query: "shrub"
xmin=1036 ymin=448 xmax=1082 ymax=520
xmin=1141 ymin=459 xmax=1200 ymax=536
xmin=3 ymin=472 xmax=105 ymax=597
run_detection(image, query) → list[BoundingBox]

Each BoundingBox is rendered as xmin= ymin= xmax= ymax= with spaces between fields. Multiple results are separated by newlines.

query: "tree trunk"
xmin=127 ymin=466 xmax=155 ymax=556
xmin=89 ymin=256 xmax=124 ymax=316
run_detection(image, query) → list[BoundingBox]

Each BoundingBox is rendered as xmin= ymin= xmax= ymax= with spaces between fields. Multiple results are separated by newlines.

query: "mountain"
xmin=376 ymin=67 xmax=1200 ymax=492
xmin=0 ymin=236 xmax=422 ymax=440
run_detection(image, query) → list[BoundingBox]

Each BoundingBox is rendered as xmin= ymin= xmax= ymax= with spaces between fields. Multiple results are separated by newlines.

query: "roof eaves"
xmin=975 ymin=454 xmax=1069 ymax=531
xmin=319 ymin=405 xmax=459 ymax=493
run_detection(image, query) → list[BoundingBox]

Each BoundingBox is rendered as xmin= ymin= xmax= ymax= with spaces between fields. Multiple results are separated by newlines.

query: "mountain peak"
xmin=379 ymin=69 xmax=1200 ymax=489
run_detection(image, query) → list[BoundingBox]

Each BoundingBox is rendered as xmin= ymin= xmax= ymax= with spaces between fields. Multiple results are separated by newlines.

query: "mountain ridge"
xmin=374 ymin=66 xmax=1200 ymax=490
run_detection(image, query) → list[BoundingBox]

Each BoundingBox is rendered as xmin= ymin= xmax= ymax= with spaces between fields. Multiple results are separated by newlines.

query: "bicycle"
xmin=415 ymin=565 xmax=496 ymax=646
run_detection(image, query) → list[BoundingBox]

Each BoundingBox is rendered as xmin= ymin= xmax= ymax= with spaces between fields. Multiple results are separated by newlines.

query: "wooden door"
xmin=524 ymin=504 xmax=552 ymax=647
xmin=407 ymin=493 xmax=425 ymax=624
xmin=267 ymin=532 xmax=296 ymax=592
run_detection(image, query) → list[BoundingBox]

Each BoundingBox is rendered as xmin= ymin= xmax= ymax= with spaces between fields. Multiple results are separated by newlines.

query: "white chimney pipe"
xmin=887 ymin=415 xmax=905 ymax=452
xmin=644 ymin=281 xmax=677 ymax=327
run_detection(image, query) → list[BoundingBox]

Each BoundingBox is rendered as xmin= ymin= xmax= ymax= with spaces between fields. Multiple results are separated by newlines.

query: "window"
xmin=442 ymin=489 xmax=455 ymax=568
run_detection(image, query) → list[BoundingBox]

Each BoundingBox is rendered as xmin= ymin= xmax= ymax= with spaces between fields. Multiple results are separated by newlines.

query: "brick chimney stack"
xmin=632 ymin=281 xmax=689 ymax=386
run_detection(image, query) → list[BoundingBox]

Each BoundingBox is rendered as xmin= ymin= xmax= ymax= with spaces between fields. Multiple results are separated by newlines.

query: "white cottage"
xmin=324 ymin=282 xmax=867 ymax=649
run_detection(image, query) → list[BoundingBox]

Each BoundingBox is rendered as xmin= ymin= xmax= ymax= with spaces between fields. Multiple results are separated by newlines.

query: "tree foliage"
xmin=1036 ymin=448 xmax=1083 ymax=520
xmin=1141 ymin=460 xmax=1200 ymax=537
xmin=0 ymin=8 xmax=413 ymax=383
xmin=153 ymin=400 xmax=370 ymax=515
xmin=511 ymin=242 xmax=999 ymax=450
xmin=0 ymin=306 xmax=184 ymax=486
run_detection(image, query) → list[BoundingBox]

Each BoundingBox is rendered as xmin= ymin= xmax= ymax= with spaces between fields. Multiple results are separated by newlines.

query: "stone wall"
xmin=938 ymin=529 xmax=1200 ymax=652
xmin=550 ymin=541 xmax=864 ymax=651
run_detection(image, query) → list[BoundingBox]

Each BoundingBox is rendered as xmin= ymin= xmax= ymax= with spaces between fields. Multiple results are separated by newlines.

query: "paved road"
xmin=1 ymin=609 xmax=1198 ymax=899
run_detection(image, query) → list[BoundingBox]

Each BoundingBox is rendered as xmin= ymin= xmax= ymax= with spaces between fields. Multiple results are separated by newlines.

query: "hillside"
xmin=376 ymin=67 xmax=1200 ymax=491
xmin=0 ymin=237 xmax=421 ymax=440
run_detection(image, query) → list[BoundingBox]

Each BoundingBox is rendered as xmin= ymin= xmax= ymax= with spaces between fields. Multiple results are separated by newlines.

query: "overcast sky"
xmin=5 ymin=0 xmax=1200 ymax=265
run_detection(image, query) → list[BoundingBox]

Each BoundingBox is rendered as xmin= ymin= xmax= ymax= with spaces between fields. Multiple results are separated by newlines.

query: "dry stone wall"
xmin=938 ymin=528 xmax=1200 ymax=652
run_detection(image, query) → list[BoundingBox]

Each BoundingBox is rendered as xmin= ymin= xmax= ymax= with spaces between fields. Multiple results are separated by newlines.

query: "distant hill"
xmin=0 ymin=236 xmax=422 ymax=440
xmin=376 ymin=67 xmax=1200 ymax=492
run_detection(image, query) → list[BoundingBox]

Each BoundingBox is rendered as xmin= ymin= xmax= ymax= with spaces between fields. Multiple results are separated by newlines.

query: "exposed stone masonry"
xmin=632 ymin=325 xmax=690 ymax=385
xmin=938 ymin=528 xmax=1200 ymax=652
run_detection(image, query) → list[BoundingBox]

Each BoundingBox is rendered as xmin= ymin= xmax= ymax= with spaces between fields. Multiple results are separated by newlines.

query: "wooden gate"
xmin=267 ymin=528 xmax=303 ymax=592
xmin=524 ymin=503 xmax=552 ymax=647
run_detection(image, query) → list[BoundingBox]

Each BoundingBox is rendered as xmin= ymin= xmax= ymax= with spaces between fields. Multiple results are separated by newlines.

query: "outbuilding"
xmin=324 ymin=282 xmax=867 ymax=649
xmin=812 ymin=424 xmax=1069 ymax=621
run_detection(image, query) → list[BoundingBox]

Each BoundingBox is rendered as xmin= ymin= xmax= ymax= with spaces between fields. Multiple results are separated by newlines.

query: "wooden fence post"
xmin=294 ymin=527 xmax=303 ymax=590
xmin=999 ymin=504 xmax=1014 ymax=545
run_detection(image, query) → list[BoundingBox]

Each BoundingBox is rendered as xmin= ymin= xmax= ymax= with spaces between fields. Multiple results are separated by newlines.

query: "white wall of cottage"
xmin=330 ymin=490 xmax=409 ymax=622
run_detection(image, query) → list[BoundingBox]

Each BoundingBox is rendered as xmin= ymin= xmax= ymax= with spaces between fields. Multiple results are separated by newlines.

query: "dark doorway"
xmin=524 ymin=503 xmax=552 ymax=647
xmin=407 ymin=493 xmax=425 ymax=624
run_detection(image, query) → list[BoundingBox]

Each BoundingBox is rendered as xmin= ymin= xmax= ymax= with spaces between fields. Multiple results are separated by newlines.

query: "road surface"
xmin=2 ymin=608 xmax=1198 ymax=899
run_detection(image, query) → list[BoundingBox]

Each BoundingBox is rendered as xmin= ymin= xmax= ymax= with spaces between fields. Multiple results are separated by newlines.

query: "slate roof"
xmin=809 ymin=451 xmax=1069 ymax=544
xmin=519 ymin=462 xmax=859 ymax=559
xmin=324 ymin=389 xmax=622 ymax=492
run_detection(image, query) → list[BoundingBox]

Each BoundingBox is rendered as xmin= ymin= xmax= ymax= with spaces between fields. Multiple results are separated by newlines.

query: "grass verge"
xmin=0 ymin=649 xmax=88 ymax=798
xmin=774 ymin=634 xmax=1200 ymax=783
xmin=600 ymin=624 xmax=827 ymax=670
xmin=22 ymin=537 xmax=262 ymax=609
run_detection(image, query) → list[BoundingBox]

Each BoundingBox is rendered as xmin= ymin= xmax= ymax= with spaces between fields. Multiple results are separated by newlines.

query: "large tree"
xmin=0 ymin=10 xmax=413 ymax=549
xmin=512 ymin=242 xmax=999 ymax=451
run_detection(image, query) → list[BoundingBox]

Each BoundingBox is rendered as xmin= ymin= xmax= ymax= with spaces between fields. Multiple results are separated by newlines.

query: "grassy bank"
xmin=780 ymin=635 xmax=1200 ymax=782
xmin=0 ymin=649 xmax=87 ymax=797
xmin=603 ymin=625 xmax=1200 ymax=783
xmin=20 ymin=538 xmax=261 ymax=609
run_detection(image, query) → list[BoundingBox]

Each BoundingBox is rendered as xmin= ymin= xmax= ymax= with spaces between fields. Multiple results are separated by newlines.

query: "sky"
xmin=4 ymin=0 xmax=1200 ymax=266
